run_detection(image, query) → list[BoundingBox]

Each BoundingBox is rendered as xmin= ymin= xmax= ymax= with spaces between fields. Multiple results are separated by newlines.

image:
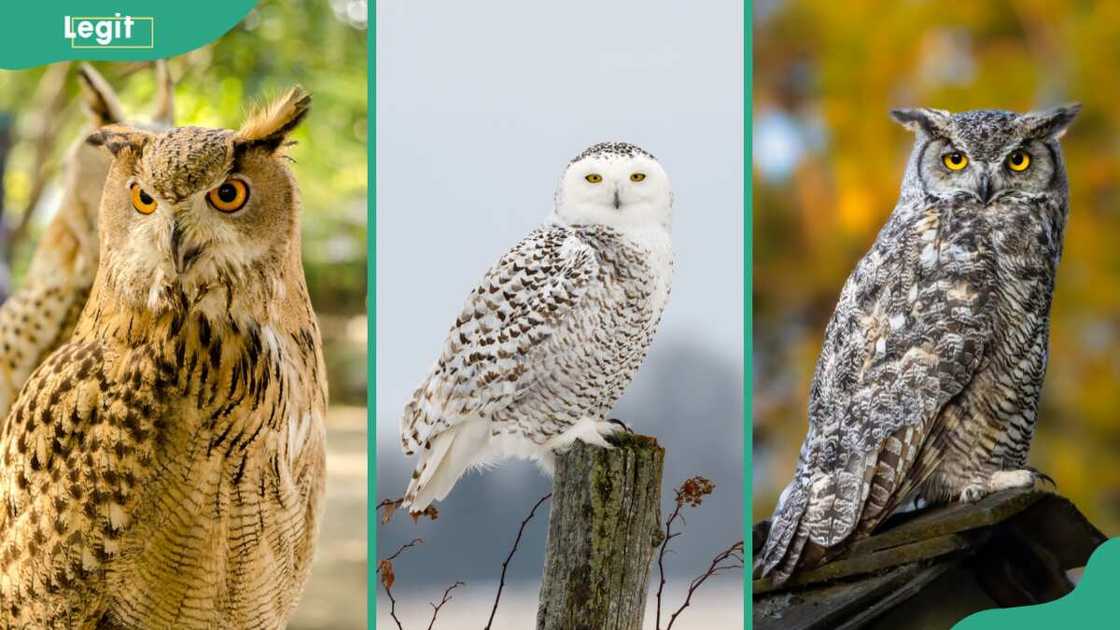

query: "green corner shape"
xmin=0 ymin=2 xmax=259 ymax=69
xmin=954 ymin=537 xmax=1120 ymax=629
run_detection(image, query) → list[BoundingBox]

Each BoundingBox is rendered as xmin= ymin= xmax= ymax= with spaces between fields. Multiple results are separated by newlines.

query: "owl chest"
xmin=938 ymin=261 xmax=1054 ymax=472
xmin=592 ymin=245 xmax=664 ymax=339
xmin=112 ymin=328 xmax=326 ymax=626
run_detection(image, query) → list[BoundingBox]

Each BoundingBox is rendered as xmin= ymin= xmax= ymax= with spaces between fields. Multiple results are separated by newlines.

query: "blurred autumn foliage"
xmin=753 ymin=0 xmax=1120 ymax=534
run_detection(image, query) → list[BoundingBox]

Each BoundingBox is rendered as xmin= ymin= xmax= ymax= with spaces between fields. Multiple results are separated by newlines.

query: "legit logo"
xmin=64 ymin=14 xmax=154 ymax=49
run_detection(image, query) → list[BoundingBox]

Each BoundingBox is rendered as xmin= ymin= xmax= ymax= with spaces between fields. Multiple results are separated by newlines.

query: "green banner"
xmin=956 ymin=538 xmax=1119 ymax=629
xmin=0 ymin=1 xmax=258 ymax=69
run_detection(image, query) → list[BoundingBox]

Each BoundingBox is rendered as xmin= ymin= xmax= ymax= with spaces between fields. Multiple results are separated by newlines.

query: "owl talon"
xmin=960 ymin=485 xmax=986 ymax=503
xmin=1024 ymin=466 xmax=1056 ymax=488
xmin=607 ymin=418 xmax=634 ymax=433
xmin=960 ymin=468 xmax=1051 ymax=504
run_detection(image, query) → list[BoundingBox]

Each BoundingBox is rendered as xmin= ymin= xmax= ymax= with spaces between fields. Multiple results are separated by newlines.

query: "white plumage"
xmin=400 ymin=142 xmax=674 ymax=511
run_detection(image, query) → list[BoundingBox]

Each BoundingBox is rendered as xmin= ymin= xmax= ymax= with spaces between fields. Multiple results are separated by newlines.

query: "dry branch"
xmin=426 ymin=581 xmax=464 ymax=630
xmin=485 ymin=492 xmax=551 ymax=630
xmin=378 ymin=538 xmax=422 ymax=630
xmin=665 ymin=540 xmax=744 ymax=630
xmin=655 ymin=476 xmax=742 ymax=630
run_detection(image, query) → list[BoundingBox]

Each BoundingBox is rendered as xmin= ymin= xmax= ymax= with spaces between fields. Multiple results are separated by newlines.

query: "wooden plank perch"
xmin=753 ymin=489 xmax=1108 ymax=629
xmin=536 ymin=433 xmax=665 ymax=630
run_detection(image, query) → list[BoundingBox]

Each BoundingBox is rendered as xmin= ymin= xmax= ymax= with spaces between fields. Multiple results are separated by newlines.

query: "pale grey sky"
xmin=375 ymin=0 xmax=744 ymax=610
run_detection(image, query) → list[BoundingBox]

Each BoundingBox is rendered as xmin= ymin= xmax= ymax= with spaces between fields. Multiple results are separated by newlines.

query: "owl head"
xmin=554 ymin=142 xmax=672 ymax=231
xmin=86 ymin=87 xmax=310 ymax=321
xmin=891 ymin=105 xmax=1079 ymax=204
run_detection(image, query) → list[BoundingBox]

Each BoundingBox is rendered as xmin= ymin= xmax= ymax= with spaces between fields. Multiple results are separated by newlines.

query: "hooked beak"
xmin=977 ymin=173 xmax=993 ymax=205
xmin=613 ymin=188 xmax=621 ymax=210
xmin=170 ymin=218 xmax=204 ymax=275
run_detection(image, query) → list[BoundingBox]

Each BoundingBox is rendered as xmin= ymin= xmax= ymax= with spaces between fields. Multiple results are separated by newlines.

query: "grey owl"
xmin=757 ymin=105 xmax=1080 ymax=584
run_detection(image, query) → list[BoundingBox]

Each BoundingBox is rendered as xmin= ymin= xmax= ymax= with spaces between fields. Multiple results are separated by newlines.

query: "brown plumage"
xmin=0 ymin=62 xmax=174 ymax=421
xmin=0 ymin=86 xmax=327 ymax=628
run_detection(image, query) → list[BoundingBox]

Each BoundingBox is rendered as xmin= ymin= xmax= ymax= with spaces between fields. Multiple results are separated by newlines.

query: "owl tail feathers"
xmin=755 ymin=481 xmax=813 ymax=584
xmin=403 ymin=421 xmax=490 ymax=513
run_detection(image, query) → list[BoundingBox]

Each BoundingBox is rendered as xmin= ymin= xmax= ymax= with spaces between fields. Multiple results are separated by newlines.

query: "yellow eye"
xmin=630 ymin=173 xmax=646 ymax=182
xmin=1007 ymin=150 xmax=1031 ymax=172
xmin=585 ymin=174 xmax=603 ymax=183
xmin=942 ymin=152 xmax=968 ymax=171
xmin=207 ymin=178 xmax=250 ymax=213
xmin=130 ymin=184 xmax=158 ymax=215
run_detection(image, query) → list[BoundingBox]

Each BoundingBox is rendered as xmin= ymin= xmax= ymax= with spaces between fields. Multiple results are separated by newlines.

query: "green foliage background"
xmin=753 ymin=0 xmax=1120 ymax=535
xmin=0 ymin=0 xmax=368 ymax=405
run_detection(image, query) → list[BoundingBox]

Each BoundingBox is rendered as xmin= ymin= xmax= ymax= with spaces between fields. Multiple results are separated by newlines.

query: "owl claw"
xmin=607 ymin=418 xmax=634 ymax=433
xmin=960 ymin=484 xmax=986 ymax=503
xmin=1024 ymin=466 xmax=1056 ymax=488
xmin=959 ymin=468 xmax=1054 ymax=503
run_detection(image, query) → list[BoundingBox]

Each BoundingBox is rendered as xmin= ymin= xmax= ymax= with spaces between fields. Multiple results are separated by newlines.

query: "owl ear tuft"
xmin=890 ymin=107 xmax=951 ymax=136
xmin=86 ymin=124 xmax=150 ymax=157
xmin=77 ymin=63 xmax=126 ymax=127
xmin=235 ymin=86 xmax=311 ymax=153
xmin=1022 ymin=103 xmax=1080 ymax=140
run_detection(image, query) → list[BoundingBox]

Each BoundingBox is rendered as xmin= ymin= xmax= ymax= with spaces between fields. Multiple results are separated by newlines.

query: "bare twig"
xmin=386 ymin=537 xmax=423 ymax=563
xmin=655 ymin=505 xmax=684 ymax=629
xmin=665 ymin=541 xmax=744 ymax=630
xmin=656 ymin=476 xmax=715 ymax=630
xmin=377 ymin=497 xmax=405 ymax=524
xmin=426 ymin=581 xmax=464 ymax=630
xmin=484 ymin=493 xmax=551 ymax=630
xmin=378 ymin=538 xmax=423 ymax=630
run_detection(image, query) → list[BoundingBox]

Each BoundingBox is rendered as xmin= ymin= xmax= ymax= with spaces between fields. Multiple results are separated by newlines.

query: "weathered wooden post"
xmin=536 ymin=433 xmax=665 ymax=630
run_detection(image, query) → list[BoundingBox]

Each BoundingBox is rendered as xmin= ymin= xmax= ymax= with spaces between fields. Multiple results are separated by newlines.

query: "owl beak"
xmin=977 ymin=173 xmax=993 ymax=205
xmin=170 ymin=220 xmax=184 ymax=273
xmin=613 ymin=189 xmax=622 ymax=210
xmin=170 ymin=218 xmax=204 ymax=275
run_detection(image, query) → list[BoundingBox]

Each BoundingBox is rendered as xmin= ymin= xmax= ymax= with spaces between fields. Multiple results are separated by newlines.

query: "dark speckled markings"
xmin=569 ymin=141 xmax=655 ymax=164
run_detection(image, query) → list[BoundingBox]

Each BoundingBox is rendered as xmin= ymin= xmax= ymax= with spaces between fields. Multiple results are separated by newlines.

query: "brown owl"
xmin=0 ymin=87 xmax=328 ymax=628
xmin=0 ymin=61 xmax=174 ymax=420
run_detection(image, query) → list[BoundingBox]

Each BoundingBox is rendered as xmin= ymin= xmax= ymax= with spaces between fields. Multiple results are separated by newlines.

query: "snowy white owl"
xmin=400 ymin=142 xmax=674 ymax=511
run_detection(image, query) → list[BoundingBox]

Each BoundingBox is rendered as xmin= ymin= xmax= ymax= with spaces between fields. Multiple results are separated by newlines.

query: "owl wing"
xmin=759 ymin=201 xmax=995 ymax=581
xmin=400 ymin=225 xmax=599 ymax=454
xmin=0 ymin=339 xmax=156 ymax=626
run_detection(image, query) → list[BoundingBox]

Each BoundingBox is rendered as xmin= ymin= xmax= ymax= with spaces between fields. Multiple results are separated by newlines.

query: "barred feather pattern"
xmin=0 ymin=278 xmax=327 ymax=630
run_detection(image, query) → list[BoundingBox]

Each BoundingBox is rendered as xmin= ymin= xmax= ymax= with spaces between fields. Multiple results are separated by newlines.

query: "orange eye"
xmin=585 ymin=174 xmax=603 ymax=183
xmin=207 ymin=178 xmax=249 ymax=213
xmin=130 ymin=184 xmax=158 ymax=215
xmin=630 ymin=173 xmax=646 ymax=182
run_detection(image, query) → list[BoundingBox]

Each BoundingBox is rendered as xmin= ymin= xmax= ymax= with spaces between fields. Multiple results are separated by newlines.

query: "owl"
xmin=400 ymin=142 xmax=673 ymax=512
xmin=0 ymin=61 xmax=174 ymax=420
xmin=757 ymin=105 xmax=1080 ymax=584
xmin=0 ymin=87 xmax=327 ymax=628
